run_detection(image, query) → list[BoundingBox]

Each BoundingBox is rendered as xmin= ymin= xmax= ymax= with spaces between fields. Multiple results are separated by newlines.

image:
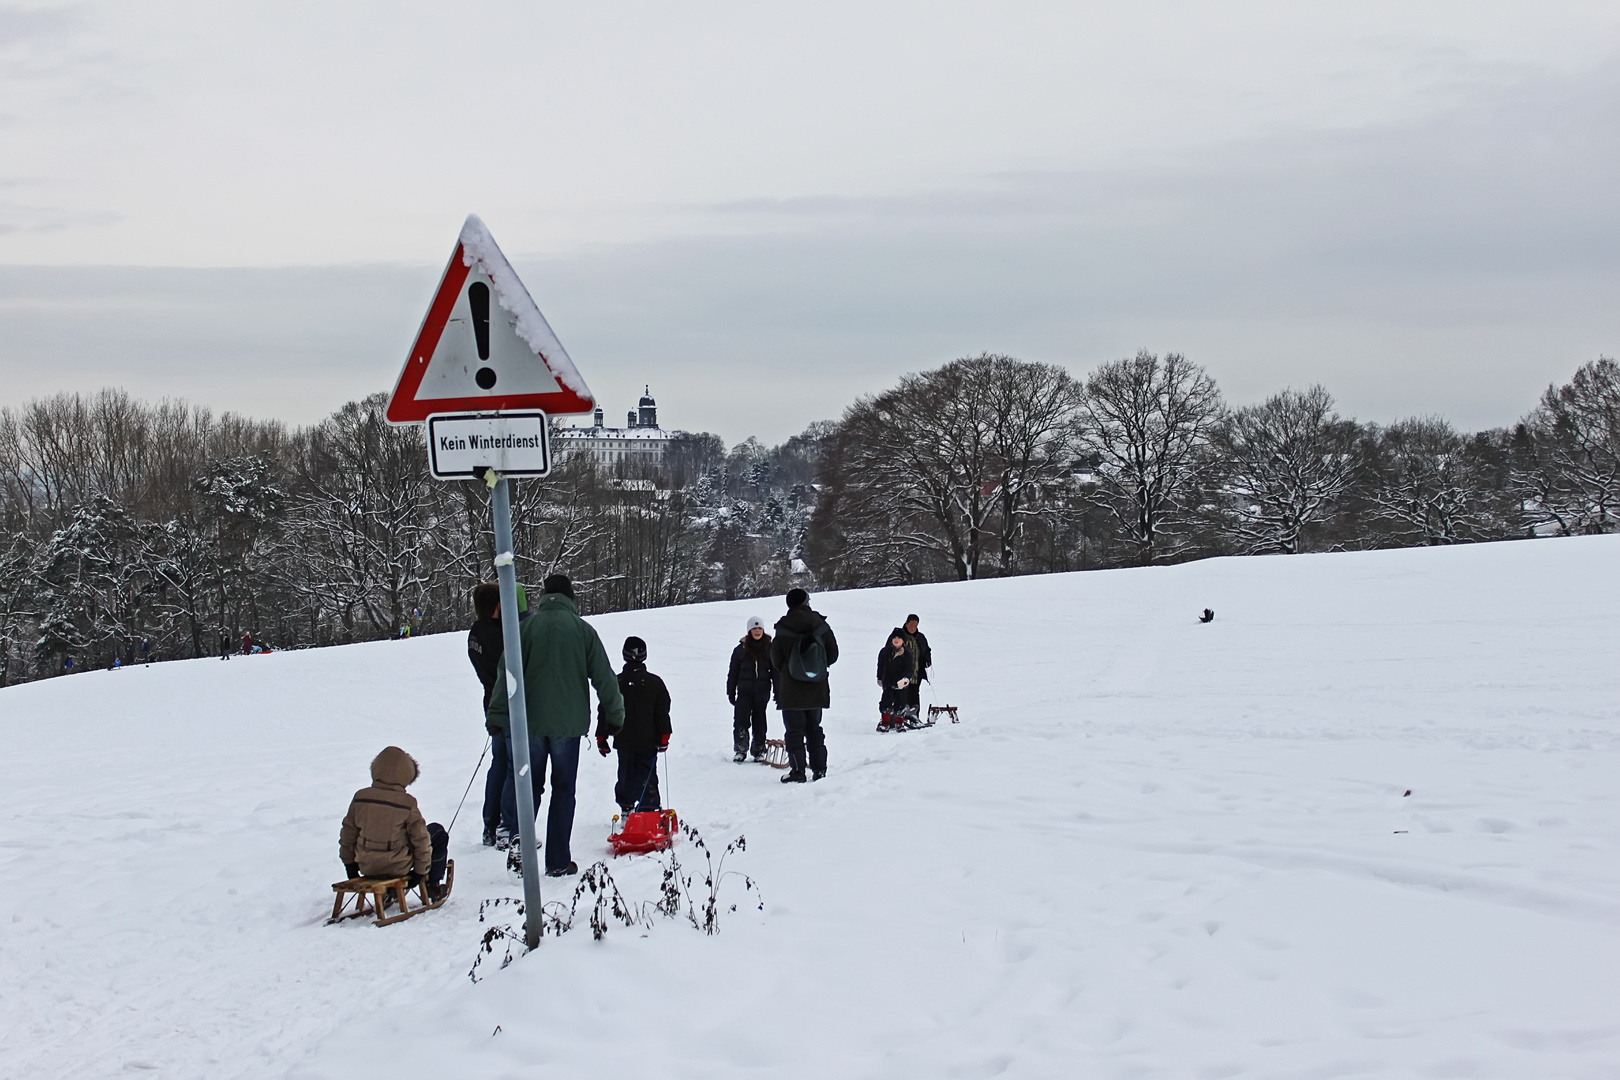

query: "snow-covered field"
xmin=4 ymin=537 xmax=1619 ymax=1079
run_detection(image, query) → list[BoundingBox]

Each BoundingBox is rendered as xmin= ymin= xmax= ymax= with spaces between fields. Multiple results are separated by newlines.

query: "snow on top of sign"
xmin=458 ymin=214 xmax=592 ymax=401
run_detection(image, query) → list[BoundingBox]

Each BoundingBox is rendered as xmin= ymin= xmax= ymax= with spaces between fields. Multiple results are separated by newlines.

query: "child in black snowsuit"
xmin=727 ymin=616 xmax=775 ymax=762
xmin=876 ymin=630 xmax=916 ymax=730
xmin=596 ymin=636 xmax=672 ymax=814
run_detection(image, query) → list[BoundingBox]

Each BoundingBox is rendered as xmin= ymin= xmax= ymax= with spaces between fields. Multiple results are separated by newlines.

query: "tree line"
xmin=809 ymin=352 xmax=1619 ymax=584
xmin=1 ymin=353 xmax=1615 ymax=684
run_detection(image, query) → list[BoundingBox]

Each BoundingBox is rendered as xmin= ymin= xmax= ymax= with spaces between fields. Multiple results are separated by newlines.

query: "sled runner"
xmin=927 ymin=705 xmax=960 ymax=724
xmin=762 ymin=739 xmax=790 ymax=768
xmin=609 ymin=809 xmax=679 ymax=855
xmin=328 ymin=859 xmax=454 ymax=927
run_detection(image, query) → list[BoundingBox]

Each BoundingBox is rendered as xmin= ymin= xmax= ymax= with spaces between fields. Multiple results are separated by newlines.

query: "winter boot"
xmin=734 ymin=749 xmax=747 ymax=763
xmin=545 ymin=861 xmax=579 ymax=878
xmin=780 ymin=770 xmax=807 ymax=784
xmin=494 ymin=828 xmax=515 ymax=851
xmin=812 ymin=768 xmax=826 ymax=781
xmin=482 ymin=824 xmax=497 ymax=847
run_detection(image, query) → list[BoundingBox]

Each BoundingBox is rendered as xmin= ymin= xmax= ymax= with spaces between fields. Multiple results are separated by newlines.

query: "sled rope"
xmin=446 ymin=736 xmax=491 ymax=836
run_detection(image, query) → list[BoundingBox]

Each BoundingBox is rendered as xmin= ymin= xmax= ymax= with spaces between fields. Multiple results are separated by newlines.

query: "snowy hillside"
xmin=4 ymin=537 xmax=1619 ymax=1079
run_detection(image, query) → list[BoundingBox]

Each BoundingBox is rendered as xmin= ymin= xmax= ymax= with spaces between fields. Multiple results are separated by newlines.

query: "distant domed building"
xmin=554 ymin=386 xmax=680 ymax=466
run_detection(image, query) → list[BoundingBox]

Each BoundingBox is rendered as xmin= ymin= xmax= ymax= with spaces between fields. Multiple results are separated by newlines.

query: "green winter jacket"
xmin=485 ymin=593 xmax=625 ymax=738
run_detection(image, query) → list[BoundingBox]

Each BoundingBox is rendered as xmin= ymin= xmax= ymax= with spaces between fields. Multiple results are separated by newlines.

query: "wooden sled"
xmin=762 ymin=739 xmax=790 ymax=768
xmin=928 ymin=705 xmax=960 ymax=725
xmin=328 ymin=859 xmax=454 ymax=927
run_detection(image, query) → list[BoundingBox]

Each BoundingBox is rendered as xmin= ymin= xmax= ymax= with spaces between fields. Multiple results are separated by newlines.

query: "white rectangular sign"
xmin=427 ymin=411 xmax=551 ymax=480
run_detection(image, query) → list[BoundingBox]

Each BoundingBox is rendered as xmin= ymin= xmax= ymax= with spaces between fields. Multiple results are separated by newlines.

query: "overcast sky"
xmin=2 ymin=2 xmax=1617 ymax=444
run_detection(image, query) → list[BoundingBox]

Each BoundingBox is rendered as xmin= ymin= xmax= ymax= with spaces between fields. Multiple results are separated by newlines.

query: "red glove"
xmin=596 ymin=737 xmax=611 ymax=757
xmin=657 ymin=733 xmax=670 ymax=754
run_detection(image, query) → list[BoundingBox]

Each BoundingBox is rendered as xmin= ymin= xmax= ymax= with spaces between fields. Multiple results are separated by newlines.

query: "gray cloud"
xmin=0 ymin=60 xmax=1615 ymax=443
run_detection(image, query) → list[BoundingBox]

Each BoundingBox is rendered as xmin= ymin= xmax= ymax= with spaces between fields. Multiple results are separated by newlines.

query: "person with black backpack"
xmin=770 ymin=588 xmax=839 ymax=783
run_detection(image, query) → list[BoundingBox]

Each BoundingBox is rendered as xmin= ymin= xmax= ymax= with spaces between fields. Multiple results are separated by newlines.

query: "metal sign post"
xmin=489 ymin=472 xmax=544 ymax=948
xmin=385 ymin=214 xmax=599 ymax=952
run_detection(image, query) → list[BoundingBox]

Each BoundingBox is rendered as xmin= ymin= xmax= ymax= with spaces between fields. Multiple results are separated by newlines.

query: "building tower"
xmin=638 ymin=385 xmax=658 ymax=429
xmin=593 ymin=406 xmax=604 ymax=428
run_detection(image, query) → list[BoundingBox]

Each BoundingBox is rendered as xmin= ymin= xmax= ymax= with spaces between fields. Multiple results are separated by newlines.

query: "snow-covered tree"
xmin=1213 ymin=386 xmax=1361 ymax=554
xmin=1513 ymin=357 xmax=1620 ymax=535
xmin=1077 ymin=350 xmax=1224 ymax=566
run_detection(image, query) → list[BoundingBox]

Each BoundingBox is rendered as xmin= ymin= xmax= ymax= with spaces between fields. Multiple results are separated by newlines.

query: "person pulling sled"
xmin=876 ymin=629 xmax=919 ymax=731
xmin=597 ymin=636 xmax=671 ymax=817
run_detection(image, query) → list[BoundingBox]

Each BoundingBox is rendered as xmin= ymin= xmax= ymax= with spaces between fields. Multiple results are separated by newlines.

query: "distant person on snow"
xmin=771 ymin=588 xmax=838 ymax=783
xmin=241 ymin=632 xmax=255 ymax=656
xmin=727 ymin=616 xmax=775 ymax=763
xmin=596 ymin=635 xmax=671 ymax=817
xmin=899 ymin=614 xmax=932 ymax=714
xmin=218 ymin=632 xmax=232 ymax=661
xmin=338 ymin=745 xmax=449 ymax=901
xmin=486 ymin=573 xmax=625 ymax=878
xmin=876 ymin=629 xmax=915 ymax=730
xmin=467 ymin=581 xmax=515 ymax=848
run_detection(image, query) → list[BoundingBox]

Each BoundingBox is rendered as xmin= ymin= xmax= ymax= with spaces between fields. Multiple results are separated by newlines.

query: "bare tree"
xmin=286 ymin=394 xmax=431 ymax=637
xmin=1212 ymin=385 xmax=1361 ymax=554
xmin=1365 ymin=417 xmax=1499 ymax=545
xmin=1077 ymin=350 xmax=1224 ymax=565
xmin=1513 ymin=357 xmax=1620 ymax=534
xmin=978 ymin=355 xmax=1085 ymax=574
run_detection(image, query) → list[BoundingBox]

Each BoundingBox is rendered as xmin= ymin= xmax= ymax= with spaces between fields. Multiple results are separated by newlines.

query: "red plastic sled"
xmin=609 ymin=809 xmax=679 ymax=855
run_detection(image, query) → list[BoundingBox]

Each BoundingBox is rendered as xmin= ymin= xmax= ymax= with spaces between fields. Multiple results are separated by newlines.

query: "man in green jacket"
xmin=486 ymin=573 xmax=625 ymax=877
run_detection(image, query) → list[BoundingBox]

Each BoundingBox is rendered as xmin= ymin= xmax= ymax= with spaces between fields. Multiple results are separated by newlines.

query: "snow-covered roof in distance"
xmin=555 ymin=426 xmax=678 ymax=441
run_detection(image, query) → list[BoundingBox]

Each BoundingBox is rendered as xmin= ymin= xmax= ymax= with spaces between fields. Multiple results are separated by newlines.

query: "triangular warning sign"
xmin=386 ymin=215 xmax=595 ymax=424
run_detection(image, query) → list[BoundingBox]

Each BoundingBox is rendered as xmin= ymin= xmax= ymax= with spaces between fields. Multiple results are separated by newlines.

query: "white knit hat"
xmin=746 ymin=616 xmax=765 ymax=632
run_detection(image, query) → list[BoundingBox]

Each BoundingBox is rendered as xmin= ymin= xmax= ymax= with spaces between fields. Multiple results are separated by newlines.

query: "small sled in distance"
xmin=328 ymin=859 xmax=454 ymax=927
xmin=609 ymin=809 xmax=679 ymax=855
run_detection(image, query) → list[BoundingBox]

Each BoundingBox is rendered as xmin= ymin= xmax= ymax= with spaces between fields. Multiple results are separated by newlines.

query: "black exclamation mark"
xmin=469 ymin=281 xmax=497 ymax=389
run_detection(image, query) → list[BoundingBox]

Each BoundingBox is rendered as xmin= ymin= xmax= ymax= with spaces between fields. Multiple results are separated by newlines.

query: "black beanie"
xmin=543 ymin=573 xmax=574 ymax=598
xmin=622 ymin=636 xmax=647 ymax=663
xmin=786 ymin=588 xmax=809 ymax=609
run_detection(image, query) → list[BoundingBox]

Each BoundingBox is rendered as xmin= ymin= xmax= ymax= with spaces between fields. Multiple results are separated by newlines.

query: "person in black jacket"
xmin=596 ymin=636 xmax=672 ymax=815
xmin=770 ymin=588 xmax=838 ymax=783
xmin=467 ymin=581 xmax=513 ymax=847
xmin=876 ymin=629 xmax=916 ymax=730
xmin=900 ymin=614 xmax=932 ymax=713
xmin=727 ymin=616 xmax=775 ymax=763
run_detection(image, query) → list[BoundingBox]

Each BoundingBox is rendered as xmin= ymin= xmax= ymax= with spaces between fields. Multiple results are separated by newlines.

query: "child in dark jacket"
xmin=876 ymin=630 xmax=916 ymax=730
xmin=726 ymin=616 xmax=775 ymax=763
xmin=596 ymin=636 xmax=672 ymax=815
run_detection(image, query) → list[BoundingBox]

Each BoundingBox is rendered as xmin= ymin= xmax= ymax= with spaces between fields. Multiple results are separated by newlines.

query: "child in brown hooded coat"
xmin=339 ymin=746 xmax=449 ymax=899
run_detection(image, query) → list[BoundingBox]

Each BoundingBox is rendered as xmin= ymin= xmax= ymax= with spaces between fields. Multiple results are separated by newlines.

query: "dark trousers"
xmin=881 ymin=686 xmax=910 ymax=715
xmin=733 ymin=685 xmax=770 ymax=756
xmin=427 ymin=822 xmax=449 ymax=886
xmin=482 ymin=734 xmax=515 ymax=833
xmin=906 ymin=678 xmax=923 ymax=711
xmin=615 ymin=750 xmax=661 ymax=812
xmin=781 ymin=709 xmax=827 ymax=775
xmin=500 ymin=734 xmax=583 ymax=873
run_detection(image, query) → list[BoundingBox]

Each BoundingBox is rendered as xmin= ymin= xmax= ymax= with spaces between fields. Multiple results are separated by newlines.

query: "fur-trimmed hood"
xmin=370 ymin=746 xmax=420 ymax=789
